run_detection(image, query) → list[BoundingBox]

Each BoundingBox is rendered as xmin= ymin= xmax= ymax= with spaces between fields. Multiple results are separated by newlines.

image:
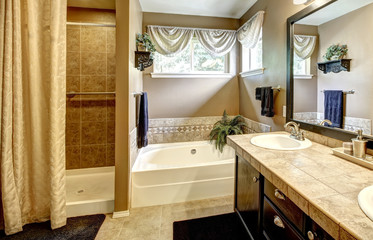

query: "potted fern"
xmin=209 ymin=110 xmax=247 ymax=152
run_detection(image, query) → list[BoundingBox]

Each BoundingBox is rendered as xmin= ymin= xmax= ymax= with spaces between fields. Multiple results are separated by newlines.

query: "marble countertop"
xmin=227 ymin=131 xmax=373 ymax=240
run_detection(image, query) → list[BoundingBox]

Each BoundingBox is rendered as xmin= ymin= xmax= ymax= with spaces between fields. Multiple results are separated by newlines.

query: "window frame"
xmin=239 ymin=29 xmax=264 ymax=77
xmin=293 ymin=54 xmax=313 ymax=79
xmin=152 ymin=38 xmax=231 ymax=78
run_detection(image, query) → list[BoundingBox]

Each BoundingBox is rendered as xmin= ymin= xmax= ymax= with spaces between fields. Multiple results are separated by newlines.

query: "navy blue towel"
xmin=137 ymin=92 xmax=149 ymax=148
xmin=260 ymin=87 xmax=275 ymax=117
xmin=324 ymin=90 xmax=343 ymax=128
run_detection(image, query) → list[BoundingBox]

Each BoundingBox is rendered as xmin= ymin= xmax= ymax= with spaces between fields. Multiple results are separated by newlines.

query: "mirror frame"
xmin=286 ymin=0 xmax=373 ymax=147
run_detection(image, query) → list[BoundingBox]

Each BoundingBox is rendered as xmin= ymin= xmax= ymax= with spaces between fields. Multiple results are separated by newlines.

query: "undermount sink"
xmin=358 ymin=185 xmax=373 ymax=221
xmin=250 ymin=134 xmax=312 ymax=150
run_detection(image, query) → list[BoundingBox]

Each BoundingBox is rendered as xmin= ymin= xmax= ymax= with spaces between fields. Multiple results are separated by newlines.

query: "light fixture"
xmin=293 ymin=0 xmax=313 ymax=5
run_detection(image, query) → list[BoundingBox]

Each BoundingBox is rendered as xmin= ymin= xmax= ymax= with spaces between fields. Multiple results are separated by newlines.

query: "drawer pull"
xmin=307 ymin=231 xmax=315 ymax=240
xmin=274 ymin=189 xmax=286 ymax=200
xmin=274 ymin=215 xmax=285 ymax=229
xmin=253 ymin=176 xmax=259 ymax=183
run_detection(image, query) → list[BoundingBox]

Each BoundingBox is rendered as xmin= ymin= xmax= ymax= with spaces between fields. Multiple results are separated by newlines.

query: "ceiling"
xmin=139 ymin=0 xmax=257 ymax=19
xmin=67 ymin=0 xmax=115 ymax=10
xmin=296 ymin=0 xmax=373 ymax=26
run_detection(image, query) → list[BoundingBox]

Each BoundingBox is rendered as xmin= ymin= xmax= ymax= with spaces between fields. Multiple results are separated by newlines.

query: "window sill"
xmin=239 ymin=68 xmax=265 ymax=78
xmin=150 ymin=73 xmax=235 ymax=79
xmin=294 ymin=74 xmax=314 ymax=79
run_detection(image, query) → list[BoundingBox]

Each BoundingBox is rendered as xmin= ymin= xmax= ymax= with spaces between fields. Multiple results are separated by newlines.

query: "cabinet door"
xmin=235 ymin=155 xmax=261 ymax=239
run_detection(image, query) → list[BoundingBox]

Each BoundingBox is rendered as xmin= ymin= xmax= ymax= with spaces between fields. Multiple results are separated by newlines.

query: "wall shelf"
xmin=135 ymin=51 xmax=153 ymax=71
xmin=317 ymin=59 xmax=351 ymax=74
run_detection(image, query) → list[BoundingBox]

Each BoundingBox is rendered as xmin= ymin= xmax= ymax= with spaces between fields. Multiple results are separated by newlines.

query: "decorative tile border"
xmin=294 ymin=112 xmax=372 ymax=135
xmin=147 ymin=116 xmax=271 ymax=144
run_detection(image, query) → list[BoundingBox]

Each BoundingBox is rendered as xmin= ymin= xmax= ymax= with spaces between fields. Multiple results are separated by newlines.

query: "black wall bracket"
xmin=317 ymin=59 xmax=351 ymax=74
xmin=135 ymin=51 xmax=153 ymax=71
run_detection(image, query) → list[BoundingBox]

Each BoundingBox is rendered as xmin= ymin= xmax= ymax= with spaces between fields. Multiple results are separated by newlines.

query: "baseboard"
xmin=112 ymin=210 xmax=130 ymax=218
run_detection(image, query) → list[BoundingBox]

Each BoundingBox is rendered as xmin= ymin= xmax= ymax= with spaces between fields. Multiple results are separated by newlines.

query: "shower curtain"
xmin=0 ymin=0 xmax=67 ymax=235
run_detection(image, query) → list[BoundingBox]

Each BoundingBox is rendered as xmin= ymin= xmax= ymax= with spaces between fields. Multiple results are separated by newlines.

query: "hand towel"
xmin=255 ymin=87 xmax=261 ymax=100
xmin=324 ymin=90 xmax=343 ymax=128
xmin=260 ymin=87 xmax=274 ymax=117
xmin=137 ymin=92 xmax=149 ymax=148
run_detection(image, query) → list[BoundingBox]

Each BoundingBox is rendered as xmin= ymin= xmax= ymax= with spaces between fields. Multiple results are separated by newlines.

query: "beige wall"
xmin=142 ymin=13 xmax=240 ymax=118
xmin=238 ymin=0 xmax=307 ymax=131
xmin=293 ymin=24 xmax=319 ymax=113
xmin=115 ymin=0 xmax=129 ymax=212
xmin=66 ymin=8 xmax=116 ymax=169
xmin=317 ymin=4 xmax=373 ymax=121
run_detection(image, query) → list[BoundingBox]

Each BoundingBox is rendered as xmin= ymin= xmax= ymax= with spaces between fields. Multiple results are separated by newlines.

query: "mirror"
xmin=287 ymin=0 xmax=373 ymax=142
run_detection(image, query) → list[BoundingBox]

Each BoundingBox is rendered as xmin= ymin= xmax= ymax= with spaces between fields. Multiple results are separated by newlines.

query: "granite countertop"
xmin=227 ymin=131 xmax=373 ymax=240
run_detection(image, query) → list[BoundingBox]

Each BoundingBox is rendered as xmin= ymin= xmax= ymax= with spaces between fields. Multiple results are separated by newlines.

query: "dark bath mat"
xmin=0 ymin=214 xmax=105 ymax=240
xmin=173 ymin=213 xmax=249 ymax=240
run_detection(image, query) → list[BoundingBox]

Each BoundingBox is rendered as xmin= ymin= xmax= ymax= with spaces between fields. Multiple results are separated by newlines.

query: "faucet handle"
xmin=298 ymin=131 xmax=305 ymax=141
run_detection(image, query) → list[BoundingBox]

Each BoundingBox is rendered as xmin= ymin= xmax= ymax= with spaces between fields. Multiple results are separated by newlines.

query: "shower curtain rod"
xmin=66 ymin=22 xmax=116 ymax=27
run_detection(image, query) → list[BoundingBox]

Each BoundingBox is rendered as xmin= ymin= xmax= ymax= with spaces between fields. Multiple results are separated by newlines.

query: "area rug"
xmin=173 ymin=213 xmax=249 ymax=240
xmin=0 ymin=214 xmax=106 ymax=240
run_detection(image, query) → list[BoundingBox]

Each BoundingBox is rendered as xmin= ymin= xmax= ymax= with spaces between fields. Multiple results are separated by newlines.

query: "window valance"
xmin=293 ymin=35 xmax=317 ymax=60
xmin=147 ymin=25 xmax=237 ymax=57
xmin=237 ymin=11 xmax=265 ymax=49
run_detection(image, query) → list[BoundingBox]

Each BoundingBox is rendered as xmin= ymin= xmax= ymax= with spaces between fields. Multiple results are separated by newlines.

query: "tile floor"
xmin=95 ymin=195 xmax=234 ymax=240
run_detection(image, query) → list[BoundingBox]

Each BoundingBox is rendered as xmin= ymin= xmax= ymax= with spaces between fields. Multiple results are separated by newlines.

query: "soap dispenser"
xmin=352 ymin=130 xmax=367 ymax=158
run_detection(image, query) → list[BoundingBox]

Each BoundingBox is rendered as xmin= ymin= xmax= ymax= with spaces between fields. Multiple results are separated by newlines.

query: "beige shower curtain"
xmin=0 ymin=0 xmax=67 ymax=235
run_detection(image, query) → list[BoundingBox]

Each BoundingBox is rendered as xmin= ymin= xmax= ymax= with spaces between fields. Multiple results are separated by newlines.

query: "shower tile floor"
xmin=95 ymin=195 xmax=234 ymax=240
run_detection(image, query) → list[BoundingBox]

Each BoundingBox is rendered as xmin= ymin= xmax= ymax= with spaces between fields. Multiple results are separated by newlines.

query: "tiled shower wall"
xmin=66 ymin=21 xmax=116 ymax=169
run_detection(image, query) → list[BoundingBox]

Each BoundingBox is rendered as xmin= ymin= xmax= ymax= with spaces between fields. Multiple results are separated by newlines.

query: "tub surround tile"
xmin=227 ymin=132 xmax=373 ymax=240
xmin=148 ymin=116 xmax=271 ymax=144
xmin=81 ymin=76 xmax=107 ymax=92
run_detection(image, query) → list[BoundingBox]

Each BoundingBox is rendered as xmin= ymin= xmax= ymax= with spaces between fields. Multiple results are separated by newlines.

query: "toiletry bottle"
xmin=352 ymin=130 xmax=367 ymax=158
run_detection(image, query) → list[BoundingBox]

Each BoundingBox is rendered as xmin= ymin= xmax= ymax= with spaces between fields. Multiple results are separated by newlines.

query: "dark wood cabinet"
xmin=263 ymin=197 xmax=304 ymax=240
xmin=234 ymin=155 xmax=333 ymax=240
xmin=235 ymin=155 xmax=261 ymax=240
xmin=264 ymin=179 xmax=306 ymax=233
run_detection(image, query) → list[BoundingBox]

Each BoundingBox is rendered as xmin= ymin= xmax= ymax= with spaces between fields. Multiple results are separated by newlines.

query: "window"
xmin=153 ymin=39 xmax=227 ymax=74
xmin=293 ymin=54 xmax=311 ymax=78
xmin=241 ymin=30 xmax=263 ymax=74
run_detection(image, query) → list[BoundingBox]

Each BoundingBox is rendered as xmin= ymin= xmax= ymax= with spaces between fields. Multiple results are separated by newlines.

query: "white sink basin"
xmin=358 ymin=185 xmax=373 ymax=221
xmin=250 ymin=134 xmax=312 ymax=150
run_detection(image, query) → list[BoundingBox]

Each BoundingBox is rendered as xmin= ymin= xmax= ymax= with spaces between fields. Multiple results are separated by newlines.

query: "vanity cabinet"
xmin=263 ymin=197 xmax=303 ymax=240
xmin=234 ymin=155 xmax=334 ymax=240
xmin=235 ymin=155 xmax=261 ymax=240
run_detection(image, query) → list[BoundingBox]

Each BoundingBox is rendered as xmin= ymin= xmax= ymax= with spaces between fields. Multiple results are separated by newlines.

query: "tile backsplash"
xmin=65 ymin=22 xmax=116 ymax=169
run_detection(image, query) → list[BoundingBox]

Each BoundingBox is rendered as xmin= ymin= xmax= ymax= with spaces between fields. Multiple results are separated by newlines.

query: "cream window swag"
xmin=147 ymin=11 xmax=266 ymax=58
xmin=237 ymin=11 xmax=265 ymax=49
xmin=294 ymin=35 xmax=317 ymax=60
xmin=147 ymin=25 xmax=237 ymax=57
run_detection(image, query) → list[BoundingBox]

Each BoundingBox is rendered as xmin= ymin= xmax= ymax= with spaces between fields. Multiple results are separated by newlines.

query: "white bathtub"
xmin=66 ymin=166 xmax=114 ymax=217
xmin=131 ymin=141 xmax=235 ymax=208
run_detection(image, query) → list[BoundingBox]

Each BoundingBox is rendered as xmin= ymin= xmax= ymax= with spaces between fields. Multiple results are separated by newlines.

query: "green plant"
xmin=136 ymin=33 xmax=156 ymax=53
xmin=323 ymin=44 xmax=348 ymax=61
xmin=209 ymin=110 xmax=247 ymax=152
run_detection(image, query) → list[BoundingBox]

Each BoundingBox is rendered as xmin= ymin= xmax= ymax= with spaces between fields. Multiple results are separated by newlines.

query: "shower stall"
xmin=65 ymin=7 xmax=116 ymax=217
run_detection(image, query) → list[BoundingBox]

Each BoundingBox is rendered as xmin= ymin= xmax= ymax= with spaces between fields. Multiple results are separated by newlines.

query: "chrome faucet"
xmin=284 ymin=121 xmax=305 ymax=141
xmin=319 ymin=119 xmax=332 ymax=126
